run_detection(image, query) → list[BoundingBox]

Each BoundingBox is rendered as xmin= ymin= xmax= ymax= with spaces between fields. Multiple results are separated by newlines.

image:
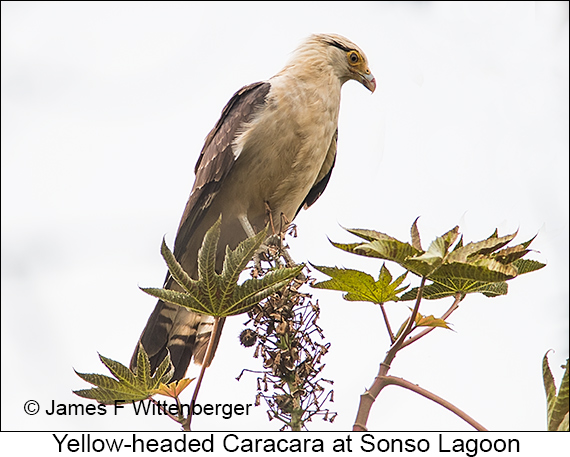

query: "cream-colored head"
xmin=287 ymin=33 xmax=376 ymax=92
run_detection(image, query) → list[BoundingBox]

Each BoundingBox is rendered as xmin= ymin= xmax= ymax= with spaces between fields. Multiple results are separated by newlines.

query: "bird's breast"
xmin=229 ymin=78 xmax=340 ymax=225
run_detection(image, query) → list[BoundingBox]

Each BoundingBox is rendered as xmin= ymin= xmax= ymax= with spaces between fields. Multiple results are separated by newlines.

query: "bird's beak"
xmin=361 ymin=70 xmax=376 ymax=93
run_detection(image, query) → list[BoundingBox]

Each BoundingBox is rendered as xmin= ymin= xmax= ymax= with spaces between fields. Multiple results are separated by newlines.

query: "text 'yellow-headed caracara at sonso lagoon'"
xmin=131 ymin=33 xmax=375 ymax=381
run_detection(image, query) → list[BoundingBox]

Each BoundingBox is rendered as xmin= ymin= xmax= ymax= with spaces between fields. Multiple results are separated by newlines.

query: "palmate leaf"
xmin=225 ymin=263 xmax=304 ymax=315
xmin=217 ymin=227 xmax=271 ymax=315
xmin=197 ymin=216 xmax=222 ymax=312
xmin=403 ymin=226 xmax=459 ymax=277
xmin=329 ymin=221 xmax=544 ymax=301
xmin=447 ymin=231 xmax=518 ymax=260
xmin=160 ymin=238 xmax=197 ymax=295
xmin=142 ymin=216 xmax=302 ymax=318
xmin=74 ymin=345 xmax=174 ymax=404
xmin=513 ymin=259 xmax=546 ymax=275
xmin=310 ymin=263 xmax=408 ymax=304
xmin=355 ymin=239 xmax=420 ymax=265
xmin=140 ymin=287 xmax=214 ymax=315
xmin=332 ymin=227 xmax=421 ymax=264
xmin=543 ymin=352 xmax=570 ymax=431
xmin=344 ymin=227 xmax=396 ymax=242
xmin=491 ymin=244 xmax=531 ymax=265
xmin=401 ymin=278 xmax=509 ymax=301
xmin=431 ymin=257 xmax=518 ymax=283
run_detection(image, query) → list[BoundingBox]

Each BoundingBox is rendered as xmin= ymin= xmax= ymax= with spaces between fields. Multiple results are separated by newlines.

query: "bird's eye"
xmin=347 ymin=51 xmax=360 ymax=65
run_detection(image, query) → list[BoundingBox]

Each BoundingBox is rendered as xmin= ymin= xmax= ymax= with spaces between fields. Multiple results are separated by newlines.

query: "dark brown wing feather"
xmin=131 ymin=81 xmax=271 ymax=380
xmin=173 ymin=81 xmax=271 ymax=260
xmin=296 ymin=129 xmax=338 ymax=216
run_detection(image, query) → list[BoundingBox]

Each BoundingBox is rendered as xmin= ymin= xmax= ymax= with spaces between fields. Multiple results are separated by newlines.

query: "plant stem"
xmin=401 ymin=292 xmax=462 ymax=349
xmin=353 ymin=277 xmax=426 ymax=431
xmin=149 ymin=397 xmax=181 ymax=425
xmin=379 ymin=375 xmax=487 ymax=431
xmin=187 ymin=316 xmax=222 ymax=431
xmin=288 ymin=380 xmax=303 ymax=431
xmin=379 ymin=303 xmax=395 ymax=343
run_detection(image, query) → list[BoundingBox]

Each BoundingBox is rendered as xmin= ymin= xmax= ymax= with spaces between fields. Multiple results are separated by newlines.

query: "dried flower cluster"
xmin=236 ymin=237 xmax=336 ymax=431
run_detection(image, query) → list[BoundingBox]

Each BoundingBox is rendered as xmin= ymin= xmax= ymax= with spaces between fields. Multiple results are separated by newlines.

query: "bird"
xmin=131 ymin=33 xmax=375 ymax=381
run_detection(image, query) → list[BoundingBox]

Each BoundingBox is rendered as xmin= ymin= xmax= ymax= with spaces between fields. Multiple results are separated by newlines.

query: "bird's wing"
xmin=173 ymin=81 xmax=271 ymax=259
xmin=297 ymin=129 xmax=338 ymax=215
xmin=131 ymin=82 xmax=271 ymax=380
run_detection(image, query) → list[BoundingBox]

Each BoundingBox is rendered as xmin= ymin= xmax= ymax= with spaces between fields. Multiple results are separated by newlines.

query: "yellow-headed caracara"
xmin=132 ymin=34 xmax=375 ymax=381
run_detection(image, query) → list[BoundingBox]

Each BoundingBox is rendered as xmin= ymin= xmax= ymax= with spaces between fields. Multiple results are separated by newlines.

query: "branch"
xmin=379 ymin=303 xmax=395 ymax=344
xmin=379 ymin=375 xmax=487 ymax=431
xmin=386 ymin=277 xmax=426 ymax=363
xmin=401 ymin=292 xmax=463 ymax=349
xmin=148 ymin=397 xmax=182 ymax=426
xmin=187 ymin=316 xmax=222 ymax=431
xmin=353 ymin=277 xmax=426 ymax=431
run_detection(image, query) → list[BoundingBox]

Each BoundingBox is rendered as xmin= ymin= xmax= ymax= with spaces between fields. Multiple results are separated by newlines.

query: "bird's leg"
xmin=238 ymin=212 xmax=297 ymax=272
xmin=264 ymin=203 xmax=297 ymax=268
xmin=238 ymin=214 xmax=266 ymax=274
xmin=264 ymin=201 xmax=276 ymax=235
xmin=238 ymin=213 xmax=257 ymax=238
xmin=277 ymin=213 xmax=297 ymax=268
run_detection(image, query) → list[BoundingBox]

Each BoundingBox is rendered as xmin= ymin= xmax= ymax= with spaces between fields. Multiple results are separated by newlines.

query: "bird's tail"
xmin=130 ymin=299 xmax=225 ymax=381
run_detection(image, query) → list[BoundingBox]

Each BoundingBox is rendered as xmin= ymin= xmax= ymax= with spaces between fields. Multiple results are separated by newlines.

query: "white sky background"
xmin=1 ymin=1 xmax=568 ymax=434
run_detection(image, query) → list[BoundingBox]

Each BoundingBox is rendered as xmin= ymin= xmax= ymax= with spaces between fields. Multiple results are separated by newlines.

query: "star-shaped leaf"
xmin=74 ymin=345 xmax=174 ymax=405
xmin=152 ymin=378 xmax=194 ymax=399
xmin=328 ymin=221 xmax=545 ymax=299
xmin=141 ymin=216 xmax=304 ymax=318
xmin=404 ymin=226 xmax=459 ymax=277
xmin=401 ymin=279 xmax=509 ymax=301
xmin=310 ymin=263 xmax=408 ymax=304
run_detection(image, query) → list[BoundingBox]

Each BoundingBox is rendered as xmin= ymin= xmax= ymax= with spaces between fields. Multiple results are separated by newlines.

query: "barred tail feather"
xmin=130 ymin=299 xmax=222 ymax=382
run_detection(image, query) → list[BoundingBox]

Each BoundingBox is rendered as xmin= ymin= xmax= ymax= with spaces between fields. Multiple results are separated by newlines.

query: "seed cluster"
xmin=237 ymin=242 xmax=336 ymax=430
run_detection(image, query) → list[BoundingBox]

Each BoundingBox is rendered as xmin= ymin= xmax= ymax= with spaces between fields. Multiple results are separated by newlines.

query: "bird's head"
xmin=294 ymin=33 xmax=376 ymax=93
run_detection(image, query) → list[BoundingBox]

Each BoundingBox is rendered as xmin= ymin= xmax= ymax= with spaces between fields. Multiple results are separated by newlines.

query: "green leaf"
xmin=74 ymin=345 xmax=173 ymax=405
xmin=140 ymin=287 xmax=213 ymax=315
xmin=160 ymin=238 xmax=197 ymax=295
xmin=328 ymin=222 xmax=545 ymax=303
xmin=445 ymin=231 xmax=517 ymax=263
xmin=226 ymin=264 xmax=304 ymax=315
xmin=490 ymin=244 xmax=531 ymax=265
xmin=344 ymin=227 xmax=396 ymax=242
xmin=355 ymin=239 xmax=420 ymax=265
xmin=401 ymin=279 xmax=508 ymax=301
xmin=478 ymin=282 xmax=509 ymax=298
xmin=557 ymin=413 xmax=569 ymax=431
xmin=414 ymin=312 xmax=451 ymax=330
xmin=410 ymin=217 xmax=422 ymax=251
xmin=543 ymin=352 xmax=570 ymax=431
xmin=142 ymin=217 xmax=301 ymax=318
xmin=394 ymin=311 xmax=451 ymax=339
xmin=151 ymin=351 xmax=176 ymax=390
xmin=331 ymin=229 xmax=421 ymax=264
xmin=403 ymin=226 xmax=458 ymax=277
xmin=329 ymin=241 xmax=365 ymax=255
xmin=513 ymin=259 xmax=546 ymax=275
xmin=136 ymin=342 xmax=152 ymax=389
xmin=197 ymin=217 xmax=222 ymax=313
xmin=218 ymin=227 xmax=269 ymax=314
xmin=311 ymin=263 xmax=408 ymax=304
xmin=452 ymin=235 xmax=464 ymax=252
xmin=543 ymin=352 xmax=557 ymax=416
xmin=431 ymin=257 xmax=518 ymax=283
